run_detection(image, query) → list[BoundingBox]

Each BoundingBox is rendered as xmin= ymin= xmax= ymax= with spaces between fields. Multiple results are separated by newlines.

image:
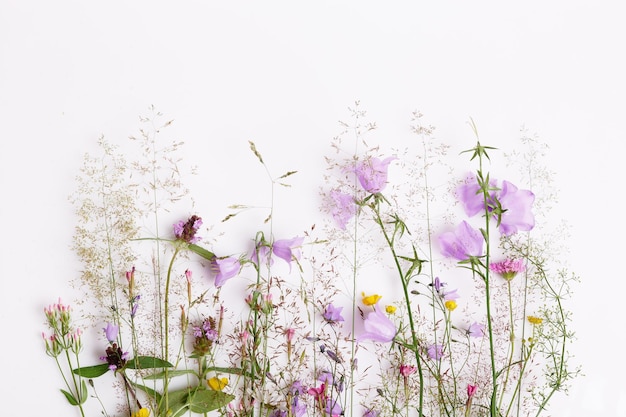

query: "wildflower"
xmin=399 ymin=364 xmax=416 ymax=377
xmin=211 ymin=256 xmax=241 ymax=287
xmin=173 ymin=215 xmax=203 ymax=244
xmin=467 ymin=322 xmax=485 ymax=338
xmin=527 ymin=315 xmax=543 ymax=325
xmin=358 ymin=302 xmax=397 ymax=343
xmin=445 ymin=300 xmax=457 ymax=311
xmin=329 ymin=189 xmax=356 ymax=229
xmin=100 ymin=342 xmax=129 ymax=371
xmin=438 ymin=220 xmax=484 ymax=261
xmin=208 ymin=376 xmax=229 ymax=391
xmin=362 ymin=292 xmax=382 ymax=306
xmin=427 ymin=344 xmax=444 ymax=360
xmin=498 ymin=180 xmax=535 ymax=235
xmin=467 ymin=384 xmax=477 ymax=398
xmin=103 ymin=322 xmax=118 ymax=343
xmin=323 ymin=303 xmax=345 ymax=323
xmin=354 ymin=156 xmax=397 ymax=194
xmin=385 ymin=305 xmax=397 ymax=314
xmin=490 ymin=258 xmax=525 ymax=280
xmin=285 ymin=328 xmax=295 ymax=343
xmin=363 ymin=409 xmax=380 ymax=417
xmin=130 ymin=295 xmax=141 ymax=318
xmin=272 ymin=236 xmax=304 ymax=269
xmin=443 ymin=288 xmax=459 ymax=301
xmin=457 ymin=175 xmax=535 ymax=236
xmin=131 ymin=408 xmax=150 ymax=417
xmin=325 ymin=399 xmax=343 ymax=416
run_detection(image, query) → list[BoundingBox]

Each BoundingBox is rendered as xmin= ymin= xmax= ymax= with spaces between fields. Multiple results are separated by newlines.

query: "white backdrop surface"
xmin=1 ymin=1 xmax=624 ymax=416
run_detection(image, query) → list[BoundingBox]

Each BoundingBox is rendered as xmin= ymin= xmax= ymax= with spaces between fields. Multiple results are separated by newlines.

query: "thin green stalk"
xmin=371 ymin=201 xmax=424 ymax=417
xmin=162 ymin=246 xmax=181 ymax=413
xmin=498 ymin=280 xmax=516 ymax=412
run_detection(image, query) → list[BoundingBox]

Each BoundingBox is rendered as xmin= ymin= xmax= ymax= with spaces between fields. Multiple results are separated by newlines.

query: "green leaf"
xmin=188 ymin=244 xmax=215 ymax=261
xmin=159 ymin=388 xmax=190 ymax=417
xmin=142 ymin=369 xmax=196 ymax=380
xmin=126 ymin=355 xmax=174 ymax=370
xmin=73 ymin=363 xmax=109 ymax=378
xmin=131 ymin=381 xmax=162 ymax=404
xmin=80 ymin=379 xmax=88 ymax=404
xmin=60 ymin=388 xmax=79 ymax=406
xmin=188 ymin=388 xmax=234 ymax=413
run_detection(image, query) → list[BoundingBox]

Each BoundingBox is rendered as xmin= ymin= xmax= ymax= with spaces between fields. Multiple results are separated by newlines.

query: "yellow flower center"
xmin=208 ymin=376 xmax=229 ymax=391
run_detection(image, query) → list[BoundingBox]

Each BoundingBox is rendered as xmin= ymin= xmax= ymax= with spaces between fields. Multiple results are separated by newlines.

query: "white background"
xmin=1 ymin=1 xmax=624 ymax=416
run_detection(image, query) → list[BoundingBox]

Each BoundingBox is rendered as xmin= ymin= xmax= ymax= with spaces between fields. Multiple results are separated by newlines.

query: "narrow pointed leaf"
xmin=126 ymin=355 xmax=173 ymax=370
xmin=188 ymin=244 xmax=215 ymax=261
xmin=188 ymin=388 xmax=234 ymax=413
xmin=60 ymin=388 xmax=79 ymax=406
xmin=73 ymin=363 xmax=109 ymax=378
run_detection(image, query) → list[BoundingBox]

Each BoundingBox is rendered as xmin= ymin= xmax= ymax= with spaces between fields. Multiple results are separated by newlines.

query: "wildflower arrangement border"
xmin=42 ymin=105 xmax=579 ymax=417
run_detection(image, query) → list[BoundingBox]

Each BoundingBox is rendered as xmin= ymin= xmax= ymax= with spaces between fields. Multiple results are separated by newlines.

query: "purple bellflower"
xmin=358 ymin=302 xmax=397 ymax=343
xmin=211 ymin=256 xmax=241 ymax=287
xmin=438 ymin=220 xmax=484 ymax=261
xmin=329 ymin=190 xmax=356 ymax=229
xmin=354 ymin=156 xmax=397 ymax=194
xmin=323 ymin=303 xmax=345 ymax=323
xmin=103 ymin=322 xmax=119 ymax=343
xmin=497 ymin=180 xmax=535 ymax=235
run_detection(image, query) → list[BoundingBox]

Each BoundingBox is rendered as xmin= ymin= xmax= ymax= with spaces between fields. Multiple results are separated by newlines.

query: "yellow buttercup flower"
xmin=527 ymin=315 xmax=543 ymax=325
xmin=362 ymin=292 xmax=382 ymax=306
xmin=131 ymin=408 xmax=150 ymax=417
xmin=385 ymin=305 xmax=397 ymax=314
xmin=444 ymin=300 xmax=457 ymax=311
xmin=208 ymin=376 xmax=229 ymax=391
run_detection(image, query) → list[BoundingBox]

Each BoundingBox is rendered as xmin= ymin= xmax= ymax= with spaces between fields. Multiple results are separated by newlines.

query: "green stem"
xmin=498 ymin=280 xmax=516 ymax=413
xmin=162 ymin=246 xmax=181 ymax=414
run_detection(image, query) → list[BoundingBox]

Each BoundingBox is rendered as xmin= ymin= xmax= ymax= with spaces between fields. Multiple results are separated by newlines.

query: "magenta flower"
xmin=211 ymin=256 xmax=241 ymax=287
xmin=329 ymin=190 xmax=356 ymax=229
xmin=497 ymin=180 xmax=535 ymax=235
xmin=103 ymin=322 xmax=118 ymax=343
xmin=399 ymin=364 xmax=417 ymax=377
xmin=438 ymin=221 xmax=484 ymax=261
xmin=358 ymin=302 xmax=397 ymax=343
xmin=489 ymin=258 xmax=525 ymax=280
xmin=467 ymin=322 xmax=485 ymax=338
xmin=323 ymin=303 xmax=345 ymax=323
xmin=354 ymin=156 xmax=397 ymax=194
xmin=272 ymin=236 xmax=304 ymax=269
xmin=467 ymin=384 xmax=477 ymax=398
xmin=427 ymin=344 xmax=444 ymax=360
xmin=363 ymin=410 xmax=380 ymax=417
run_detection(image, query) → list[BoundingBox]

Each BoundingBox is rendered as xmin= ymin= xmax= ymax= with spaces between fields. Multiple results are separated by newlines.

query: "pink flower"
xmin=438 ymin=221 xmax=484 ymax=261
xmin=399 ymin=364 xmax=417 ymax=377
xmin=467 ymin=384 xmax=477 ymax=398
xmin=489 ymin=258 xmax=525 ymax=280
xmin=211 ymin=257 xmax=241 ymax=287
xmin=354 ymin=156 xmax=397 ymax=194
xmin=358 ymin=302 xmax=397 ymax=343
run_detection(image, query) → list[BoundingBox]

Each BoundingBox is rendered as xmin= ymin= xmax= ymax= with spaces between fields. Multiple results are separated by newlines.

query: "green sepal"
xmin=188 ymin=388 xmax=234 ymax=413
xmin=188 ymin=244 xmax=215 ymax=261
xmin=126 ymin=355 xmax=174 ymax=370
xmin=73 ymin=363 xmax=109 ymax=378
xmin=60 ymin=388 xmax=79 ymax=406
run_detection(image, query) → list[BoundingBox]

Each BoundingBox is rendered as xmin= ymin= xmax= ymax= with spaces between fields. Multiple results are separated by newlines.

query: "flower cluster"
xmin=42 ymin=108 xmax=578 ymax=417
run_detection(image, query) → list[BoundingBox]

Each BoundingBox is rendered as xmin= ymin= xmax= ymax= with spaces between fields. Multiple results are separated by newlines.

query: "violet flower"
xmin=323 ymin=303 xmax=345 ymax=323
xmin=438 ymin=220 xmax=484 ymax=261
xmin=363 ymin=410 xmax=380 ymax=417
xmin=358 ymin=302 xmax=397 ymax=343
xmin=354 ymin=156 xmax=397 ymax=194
xmin=103 ymin=322 xmax=118 ymax=343
xmin=173 ymin=215 xmax=203 ymax=244
xmin=211 ymin=256 xmax=241 ymax=287
xmin=427 ymin=344 xmax=444 ymax=360
xmin=467 ymin=322 xmax=485 ymax=338
xmin=329 ymin=190 xmax=356 ymax=230
xmin=272 ymin=236 xmax=304 ymax=269
xmin=497 ymin=180 xmax=535 ymax=235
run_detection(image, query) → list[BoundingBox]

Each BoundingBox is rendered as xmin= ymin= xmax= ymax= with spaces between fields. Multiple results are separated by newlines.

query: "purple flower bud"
xmin=103 ymin=322 xmax=118 ymax=343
